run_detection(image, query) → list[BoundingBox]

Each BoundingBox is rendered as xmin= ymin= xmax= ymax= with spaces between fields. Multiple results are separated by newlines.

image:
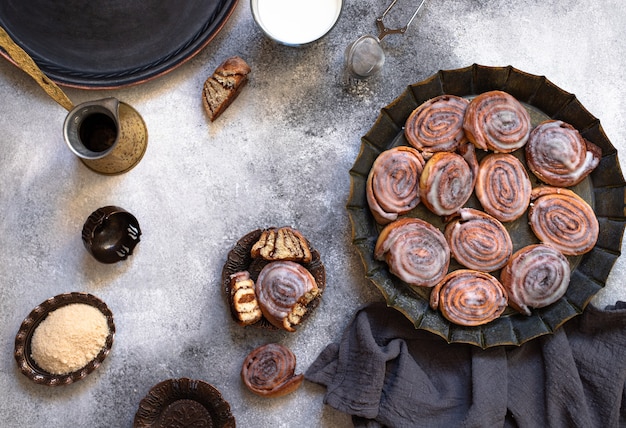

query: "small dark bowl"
xmin=14 ymin=292 xmax=115 ymax=386
xmin=133 ymin=378 xmax=235 ymax=428
xmin=221 ymin=228 xmax=326 ymax=330
xmin=82 ymin=205 xmax=141 ymax=264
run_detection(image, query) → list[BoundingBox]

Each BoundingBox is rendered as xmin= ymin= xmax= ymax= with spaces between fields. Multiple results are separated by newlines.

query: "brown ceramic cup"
xmin=82 ymin=205 xmax=141 ymax=263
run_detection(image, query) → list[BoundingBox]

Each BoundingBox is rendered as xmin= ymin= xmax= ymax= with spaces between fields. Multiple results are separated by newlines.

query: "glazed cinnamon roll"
xmin=528 ymin=186 xmax=599 ymax=255
xmin=366 ymin=146 xmax=425 ymax=225
xmin=430 ymin=269 xmax=508 ymax=326
xmin=419 ymin=152 xmax=473 ymax=216
xmin=255 ymin=261 xmax=319 ymax=332
xmin=404 ymin=95 xmax=469 ymax=156
xmin=241 ymin=343 xmax=303 ymax=397
xmin=526 ymin=120 xmax=602 ymax=187
xmin=463 ymin=90 xmax=531 ymax=153
xmin=444 ymin=208 xmax=513 ymax=272
xmin=475 ymin=153 xmax=532 ymax=222
xmin=374 ymin=217 xmax=450 ymax=287
xmin=500 ymin=244 xmax=571 ymax=316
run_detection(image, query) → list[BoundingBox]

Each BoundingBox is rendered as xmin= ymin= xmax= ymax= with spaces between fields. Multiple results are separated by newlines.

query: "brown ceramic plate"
xmin=133 ymin=378 xmax=235 ymax=428
xmin=0 ymin=0 xmax=239 ymax=89
xmin=221 ymin=228 xmax=326 ymax=330
xmin=14 ymin=292 xmax=115 ymax=386
xmin=347 ymin=64 xmax=626 ymax=348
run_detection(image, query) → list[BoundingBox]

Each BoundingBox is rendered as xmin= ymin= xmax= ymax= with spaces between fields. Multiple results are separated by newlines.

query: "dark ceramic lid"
xmin=133 ymin=378 xmax=235 ymax=428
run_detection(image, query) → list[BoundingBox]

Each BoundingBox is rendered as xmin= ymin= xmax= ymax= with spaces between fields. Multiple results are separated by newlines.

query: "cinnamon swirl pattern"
xmin=241 ymin=343 xmax=303 ymax=398
xmin=419 ymin=152 xmax=474 ymax=216
xmin=463 ymin=90 xmax=531 ymax=153
xmin=528 ymin=186 xmax=599 ymax=256
xmin=255 ymin=261 xmax=319 ymax=332
xmin=526 ymin=120 xmax=602 ymax=187
xmin=430 ymin=270 xmax=508 ymax=326
xmin=374 ymin=217 xmax=450 ymax=287
xmin=404 ymin=95 xmax=469 ymax=155
xmin=500 ymin=244 xmax=571 ymax=316
xmin=475 ymin=153 xmax=532 ymax=222
xmin=366 ymin=146 xmax=425 ymax=225
xmin=445 ymin=208 xmax=512 ymax=272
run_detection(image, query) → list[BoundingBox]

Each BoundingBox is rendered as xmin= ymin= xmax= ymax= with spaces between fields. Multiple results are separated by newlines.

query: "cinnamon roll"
xmin=241 ymin=343 xmax=303 ymax=397
xmin=463 ymin=90 xmax=531 ymax=153
xmin=475 ymin=153 xmax=532 ymax=222
xmin=444 ymin=208 xmax=513 ymax=272
xmin=526 ymin=120 xmax=602 ymax=187
xmin=404 ymin=95 xmax=469 ymax=156
xmin=500 ymin=244 xmax=571 ymax=316
xmin=528 ymin=186 xmax=599 ymax=255
xmin=374 ymin=217 xmax=450 ymax=287
xmin=366 ymin=146 xmax=425 ymax=225
xmin=419 ymin=152 xmax=474 ymax=216
xmin=255 ymin=261 xmax=319 ymax=332
xmin=430 ymin=269 xmax=508 ymax=326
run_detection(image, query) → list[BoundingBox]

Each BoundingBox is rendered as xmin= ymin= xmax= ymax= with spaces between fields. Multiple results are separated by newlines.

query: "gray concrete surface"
xmin=1 ymin=1 xmax=625 ymax=427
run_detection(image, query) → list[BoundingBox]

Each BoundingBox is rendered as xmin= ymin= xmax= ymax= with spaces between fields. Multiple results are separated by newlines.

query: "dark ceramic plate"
xmin=347 ymin=64 xmax=626 ymax=348
xmin=0 ymin=0 xmax=238 ymax=88
xmin=221 ymin=228 xmax=326 ymax=330
xmin=14 ymin=292 xmax=115 ymax=386
xmin=133 ymin=378 xmax=235 ymax=428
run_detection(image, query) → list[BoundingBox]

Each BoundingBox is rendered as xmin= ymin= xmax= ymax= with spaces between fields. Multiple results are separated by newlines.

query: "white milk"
xmin=252 ymin=0 xmax=342 ymax=45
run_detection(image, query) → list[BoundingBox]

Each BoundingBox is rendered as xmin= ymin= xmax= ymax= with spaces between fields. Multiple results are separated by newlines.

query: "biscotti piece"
xmin=230 ymin=271 xmax=263 ymax=326
xmin=202 ymin=56 xmax=251 ymax=121
xmin=251 ymin=227 xmax=312 ymax=263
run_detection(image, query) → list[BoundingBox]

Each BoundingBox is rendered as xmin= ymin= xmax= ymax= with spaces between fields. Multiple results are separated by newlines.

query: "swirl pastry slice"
xmin=229 ymin=271 xmax=263 ymax=326
xmin=366 ymin=146 xmax=425 ymax=225
xmin=501 ymin=244 xmax=571 ymax=316
xmin=526 ymin=120 xmax=602 ymax=187
xmin=430 ymin=269 xmax=508 ymax=326
xmin=475 ymin=153 xmax=532 ymax=222
xmin=251 ymin=226 xmax=312 ymax=263
xmin=241 ymin=343 xmax=303 ymax=397
xmin=404 ymin=95 xmax=469 ymax=156
xmin=528 ymin=186 xmax=599 ymax=255
xmin=255 ymin=261 xmax=319 ymax=332
xmin=419 ymin=152 xmax=474 ymax=216
xmin=445 ymin=208 xmax=513 ymax=272
xmin=374 ymin=217 xmax=450 ymax=287
xmin=463 ymin=90 xmax=531 ymax=153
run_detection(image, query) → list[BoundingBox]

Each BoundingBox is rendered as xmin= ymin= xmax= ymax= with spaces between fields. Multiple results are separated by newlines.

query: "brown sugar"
xmin=30 ymin=303 xmax=109 ymax=375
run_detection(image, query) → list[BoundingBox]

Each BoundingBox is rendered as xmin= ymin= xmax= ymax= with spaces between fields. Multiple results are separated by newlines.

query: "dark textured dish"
xmin=14 ymin=292 xmax=115 ymax=386
xmin=0 ymin=0 xmax=238 ymax=89
xmin=133 ymin=378 xmax=235 ymax=428
xmin=347 ymin=64 xmax=626 ymax=348
xmin=221 ymin=228 xmax=326 ymax=330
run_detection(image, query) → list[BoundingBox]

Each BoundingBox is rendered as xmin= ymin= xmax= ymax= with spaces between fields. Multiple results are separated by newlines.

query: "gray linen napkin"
xmin=305 ymin=301 xmax=626 ymax=428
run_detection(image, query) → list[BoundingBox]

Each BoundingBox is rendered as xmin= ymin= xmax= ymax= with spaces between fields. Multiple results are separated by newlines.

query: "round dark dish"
xmin=133 ymin=378 xmax=235 ymax=428
xmin=347 ymin=64 xmax=626 ymax=348
xmin=0 ymin=0 xmax=239 ymax=88
xmin=221 ymin=228 xmax=326 ymax=330
xmin=14 ymin=292 xmax=115 ymax=386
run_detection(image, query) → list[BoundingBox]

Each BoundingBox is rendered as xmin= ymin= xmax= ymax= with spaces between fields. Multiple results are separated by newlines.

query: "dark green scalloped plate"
xmin=347 ymin=64 xmax=626 ymax=348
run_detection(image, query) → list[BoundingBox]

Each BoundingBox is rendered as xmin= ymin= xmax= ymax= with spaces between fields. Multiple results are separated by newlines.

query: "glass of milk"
xmin=251 ymin=0 xmax=343 ymax=46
